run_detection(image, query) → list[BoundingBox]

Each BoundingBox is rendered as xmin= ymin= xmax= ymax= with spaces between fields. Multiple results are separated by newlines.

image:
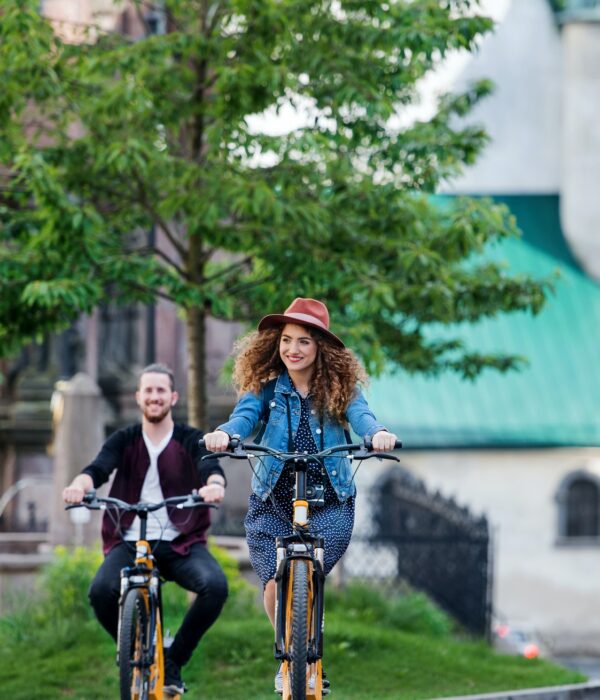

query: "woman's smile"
xmin=279 ymin=324 xmax=318 ymax=375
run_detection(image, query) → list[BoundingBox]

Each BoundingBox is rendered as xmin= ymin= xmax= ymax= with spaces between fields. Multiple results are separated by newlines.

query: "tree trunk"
xmin=186 ymin=305 xmax=206 ymax=428
xmin=184 ymin=14 xmax=210 ymax=428
xmin=185 ymin=226 xmax=206 ymax=428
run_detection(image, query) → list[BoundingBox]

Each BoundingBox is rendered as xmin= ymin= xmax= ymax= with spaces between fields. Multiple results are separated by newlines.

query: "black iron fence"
xmin=345 ymin=466 xmax=493 ymax=637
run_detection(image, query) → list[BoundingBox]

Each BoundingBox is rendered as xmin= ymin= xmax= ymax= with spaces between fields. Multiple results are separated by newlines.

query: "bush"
xmin=209 ymin=539 xmax=257 ymax=615
xmin=0 ymin=545 xmax=102 ymax=648
xmin=326 ymin=581 xmax=453 ymax=638
xmin=38 ymin=545 xmax=102 ymax=622
xmin=0 ymin=541 xmax=257 ymax=647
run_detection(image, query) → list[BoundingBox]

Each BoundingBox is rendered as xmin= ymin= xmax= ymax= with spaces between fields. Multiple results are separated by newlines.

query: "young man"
xmin=63 ymin=363 xmax=228 ymax=696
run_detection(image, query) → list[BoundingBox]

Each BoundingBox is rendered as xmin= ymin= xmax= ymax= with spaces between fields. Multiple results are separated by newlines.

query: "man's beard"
xmin=143 ymin=404 xmax=171 ymax=424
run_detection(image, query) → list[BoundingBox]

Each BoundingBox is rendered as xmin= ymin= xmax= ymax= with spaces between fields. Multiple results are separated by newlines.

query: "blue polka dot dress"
xmin=244 ymin=389 xmax=355 ymax=587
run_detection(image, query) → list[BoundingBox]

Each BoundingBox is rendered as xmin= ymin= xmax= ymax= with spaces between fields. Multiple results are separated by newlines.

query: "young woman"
xmin=203 ymin=297 xmax=397 ymax=692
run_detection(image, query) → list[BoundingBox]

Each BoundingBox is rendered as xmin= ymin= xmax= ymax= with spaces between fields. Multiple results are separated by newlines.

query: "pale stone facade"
xmin=355 ymin=447 xmax=600 ymax=655
xmin=398 ymin=0 xmax=600 ymax=652
xmin=444 ymin=0 xmax=563 ymax=196
xmin=446 ymin=0 xmax=600 ymax=282
xmin=561 ymin=20 xmax=600 ymax=281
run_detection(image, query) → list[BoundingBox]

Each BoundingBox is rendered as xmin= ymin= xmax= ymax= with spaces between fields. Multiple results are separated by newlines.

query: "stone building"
xmin=358 ymin=0 xmax=600 ymax=654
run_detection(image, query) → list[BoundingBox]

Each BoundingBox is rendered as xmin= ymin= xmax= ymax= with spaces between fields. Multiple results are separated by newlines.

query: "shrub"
xmin=0 ymin=545 xmax=101 ymax=647
xmin=209 ymin=539 xmax=257 ymax=615
xmin=38 ymin=545 xmax=102 ymax=622
xmin=0 ymin=540 xmax=258 ymax=648
xmin=326 ymin=581 xmax=453 ymax=638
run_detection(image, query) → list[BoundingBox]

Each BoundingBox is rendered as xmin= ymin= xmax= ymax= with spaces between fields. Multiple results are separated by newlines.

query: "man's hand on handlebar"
xmin=371 ymin=430 xmax=399 ymax=452
xmin=203 ymin=430 xmax=231 ymax=452
xmin=62 ymin=474 xmax=94 ymax=505
xmin=198 ymin=479 xmax=226 ymax=504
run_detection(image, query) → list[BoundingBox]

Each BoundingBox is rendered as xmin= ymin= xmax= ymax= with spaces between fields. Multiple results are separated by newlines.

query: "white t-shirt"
xmin=123 ymin=428 xmax=181 ymax=542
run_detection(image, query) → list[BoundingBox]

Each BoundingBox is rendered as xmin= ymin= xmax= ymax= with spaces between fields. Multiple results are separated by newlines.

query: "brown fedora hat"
xmin=257 ymin=298 xmax=345 ymax=348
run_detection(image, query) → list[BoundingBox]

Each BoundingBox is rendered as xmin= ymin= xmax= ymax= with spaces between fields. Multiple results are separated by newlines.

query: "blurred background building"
xmin=358 ymin=0 xmax=600 ymax=654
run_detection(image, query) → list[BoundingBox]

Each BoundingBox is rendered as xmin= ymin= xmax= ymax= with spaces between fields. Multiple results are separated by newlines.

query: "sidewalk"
xmin=432 ymin=680 xmax=600 ymax=700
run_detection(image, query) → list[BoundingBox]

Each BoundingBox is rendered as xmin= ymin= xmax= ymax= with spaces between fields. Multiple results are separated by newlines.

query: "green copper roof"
xmin=549 ymin=0 xmax=600 ymax=22
xmin=368 ymin=195 xmax=600 ymax=448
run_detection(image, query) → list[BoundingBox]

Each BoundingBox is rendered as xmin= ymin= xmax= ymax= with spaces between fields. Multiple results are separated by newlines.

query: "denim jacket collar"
xmin=274 ymin=371 xmax=294 ymax=396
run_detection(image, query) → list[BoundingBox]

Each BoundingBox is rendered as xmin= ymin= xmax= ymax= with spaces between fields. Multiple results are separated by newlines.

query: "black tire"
xmin=291 ymin=560 xmax=309 ymax=700
xmin=119 ymin=588 xmax=150 ymax=700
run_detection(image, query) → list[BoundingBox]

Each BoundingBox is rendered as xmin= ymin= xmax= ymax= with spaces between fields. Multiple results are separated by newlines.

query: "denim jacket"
xmin=217 ymin=372 xmax=386 ymax=502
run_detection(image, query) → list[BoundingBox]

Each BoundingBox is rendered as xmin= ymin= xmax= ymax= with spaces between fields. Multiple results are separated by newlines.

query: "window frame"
xmin=555 ymin=469 xmax=600 ymax=546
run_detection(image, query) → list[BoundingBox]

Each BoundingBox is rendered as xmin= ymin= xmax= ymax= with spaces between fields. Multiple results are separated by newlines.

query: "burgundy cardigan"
xmin=82 ymin=423 xmax=225 ymax=555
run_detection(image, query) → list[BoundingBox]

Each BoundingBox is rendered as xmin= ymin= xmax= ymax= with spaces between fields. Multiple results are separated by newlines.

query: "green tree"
xmin=0 ymin=0 xmax=550 ymax=426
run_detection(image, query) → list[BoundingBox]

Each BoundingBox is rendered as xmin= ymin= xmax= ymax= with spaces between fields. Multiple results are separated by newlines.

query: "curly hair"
xmin=231 ymin=326 xmax=368 ymax=422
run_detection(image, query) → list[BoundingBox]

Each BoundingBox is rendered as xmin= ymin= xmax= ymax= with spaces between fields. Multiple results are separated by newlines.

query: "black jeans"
xmin=88 ymin=541 xmax=228 ymax=667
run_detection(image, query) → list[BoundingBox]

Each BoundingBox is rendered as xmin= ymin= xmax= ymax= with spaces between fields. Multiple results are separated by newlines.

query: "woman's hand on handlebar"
xmin=203 ymin=430 xmax=231 ymax=452
xmin=372 ymin=430 xmax=399 ymax=452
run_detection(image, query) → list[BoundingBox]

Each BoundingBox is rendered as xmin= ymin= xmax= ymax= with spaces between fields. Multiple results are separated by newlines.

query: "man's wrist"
xmin=207 ymin=476 xmax=225 ymax=487
xmin=72 ymin=474 xmax=93 ymax=490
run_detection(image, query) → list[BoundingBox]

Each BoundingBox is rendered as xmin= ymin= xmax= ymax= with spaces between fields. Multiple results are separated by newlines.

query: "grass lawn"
xmin=0 ymin=546 xmax=585 ymax=700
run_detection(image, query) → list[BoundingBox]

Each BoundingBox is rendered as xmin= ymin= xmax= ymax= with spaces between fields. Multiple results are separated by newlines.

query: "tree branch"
xmin=123 ymin=279 xmax=178 ymax=303
xmin=133 ymin=173 xmax=187 ymax=258
xmin=203 ymin=255 xmax=252 ymax=282
xmin=148 ymin=211 xmax=186 ymax=259
xmin=223 ymin=274 xmax=276 ymax=297
xmin=142 ymin=244 xmax=189 ymax=280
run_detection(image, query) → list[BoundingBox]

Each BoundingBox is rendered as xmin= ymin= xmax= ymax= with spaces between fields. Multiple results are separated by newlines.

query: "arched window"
xmin=557 ymin=471 xmax=600 ymax=542
xmin=566 ymin=478 xmax=599 ymax=537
